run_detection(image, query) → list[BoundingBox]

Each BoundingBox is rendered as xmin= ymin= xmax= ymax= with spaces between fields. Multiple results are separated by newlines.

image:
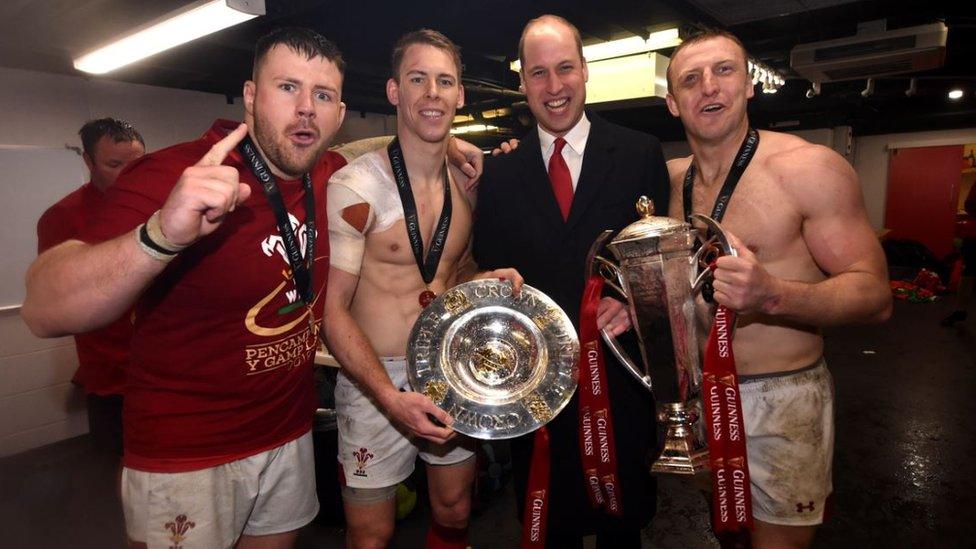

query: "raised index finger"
xmin=196 ymin=123 xmax=248 ymax=167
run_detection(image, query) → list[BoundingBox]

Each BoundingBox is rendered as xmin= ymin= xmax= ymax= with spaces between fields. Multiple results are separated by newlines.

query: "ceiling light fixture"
xmin=948 ymin=88 xmax=964 ymax=100
xmin=451 ymin=124 xmax=498 ymax=135
xmin=748 ymin=59 xmax=785 ymax=93
xmin=509 ymin=27 xmax=680 ymax=72
xmin=805 ymin=82 xmax=821 ymax=99
xmin=73 ymin=0 xmax=264 ymax=74
xmin=861 ymin=78 xmax=875 ymax=98
xmin=583 ymin=52 xmax=669 ymax=105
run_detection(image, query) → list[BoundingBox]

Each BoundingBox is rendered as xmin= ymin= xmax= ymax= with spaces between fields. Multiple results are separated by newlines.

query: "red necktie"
xmin=548 ymin=137 xmax=573 ymax=220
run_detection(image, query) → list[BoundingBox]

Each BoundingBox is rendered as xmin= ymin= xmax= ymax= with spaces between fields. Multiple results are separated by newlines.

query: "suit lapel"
xmin=517 ymin=128 xmax=566 ymax=232
xmin=566 ymin=113 xmax=613 ymax=229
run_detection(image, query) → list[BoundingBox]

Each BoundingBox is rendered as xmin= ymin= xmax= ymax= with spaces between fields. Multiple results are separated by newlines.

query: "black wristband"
xmin=139 ymin=222 xmax=179 ymax=256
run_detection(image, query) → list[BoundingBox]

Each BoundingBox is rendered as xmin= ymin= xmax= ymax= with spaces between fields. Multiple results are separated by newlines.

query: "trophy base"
xmin=650 ymin=402 xmax=709 ymax=476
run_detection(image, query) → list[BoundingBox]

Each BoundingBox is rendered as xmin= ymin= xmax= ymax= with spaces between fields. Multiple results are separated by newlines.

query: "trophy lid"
xmin=612 ymin=196 xmax=690 ymax=245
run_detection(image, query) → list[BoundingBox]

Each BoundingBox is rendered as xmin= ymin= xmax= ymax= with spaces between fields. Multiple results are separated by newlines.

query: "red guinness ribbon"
xmin=578 ymin=276 xmax=622 ymax=515
xmin=520 ymin=276 xmax=624 ymax=547
xmin=520 ymin=427 xmax=550 ymax=548
xmin=702 ymin=304 xmax=753 ymax=534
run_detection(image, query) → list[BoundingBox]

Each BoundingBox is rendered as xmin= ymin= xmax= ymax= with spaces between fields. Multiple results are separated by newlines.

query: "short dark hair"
xmin=253 ymin=27 xmax=346 ymax=78
xmin=78 ymin=118 xmax=145 ymax=159
xmin=518 ymin=14 xmax=584 ymax=71
xmin=390 ymin=29 xmax=463 ymax=81
xmin=666 ymin=28 xmax=749 ymax=94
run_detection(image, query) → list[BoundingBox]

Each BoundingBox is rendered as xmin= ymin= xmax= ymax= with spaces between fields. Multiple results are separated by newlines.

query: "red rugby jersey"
xmin=80 ymin=119 xmax=345 ymax=472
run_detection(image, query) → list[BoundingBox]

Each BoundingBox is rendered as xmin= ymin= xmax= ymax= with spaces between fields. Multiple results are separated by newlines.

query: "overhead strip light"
xmin=450 ymin=124 xmax=498 ymax=135
xmin=510 ymin=27 xmax=680 ymax=72
xmin=74 ymin=0 xmax=264 ymax=74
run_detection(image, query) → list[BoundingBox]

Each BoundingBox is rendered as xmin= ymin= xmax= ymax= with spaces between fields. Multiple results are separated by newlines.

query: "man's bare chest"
xmin=365 ymin=191 xmax=471 ymax=266
xmin=689 ymin=176 xmax=801 ymax=263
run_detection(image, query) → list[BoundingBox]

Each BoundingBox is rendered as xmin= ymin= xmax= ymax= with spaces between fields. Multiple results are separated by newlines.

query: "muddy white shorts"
xmin=335 ymin=356 xmax=474 ymax=492
xmin=122 ymin=430 xmax=318 ymax=548
xmin=740 ymin=358 xmax=834 ymax=526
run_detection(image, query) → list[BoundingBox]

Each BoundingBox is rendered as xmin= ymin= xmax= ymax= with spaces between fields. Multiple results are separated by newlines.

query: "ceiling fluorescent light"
xmin=646 ymin=28 xmax=682 ymax=50
xmin=510 ymin=27 xmax=680 ymax=72
xmin=451 ymin=124 xmax=498 ymax=135
xmin=74 ymin=0 xmax=264 ymax=74
xmin=582 ymin=36 xmax=649 ymax=63
xmin=482 ymin=107 xmax=511 ymax=119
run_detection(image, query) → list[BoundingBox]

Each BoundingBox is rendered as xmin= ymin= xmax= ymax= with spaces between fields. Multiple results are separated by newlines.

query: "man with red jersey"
xmin=24 ymin=28 xmax=350 ymax=549
xmin=37 ymin=118 xmax=145 ymax=458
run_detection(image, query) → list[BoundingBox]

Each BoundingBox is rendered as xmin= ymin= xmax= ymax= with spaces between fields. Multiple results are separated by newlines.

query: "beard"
xmin=252 ymin=106 xmax=328 ymax=179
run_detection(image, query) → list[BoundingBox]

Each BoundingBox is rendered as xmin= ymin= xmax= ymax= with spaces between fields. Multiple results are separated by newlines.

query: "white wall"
xmin=0 ymin=67 xmax=242 ymax=151
xmin=0 ymin=310 xmax=84 ymax=457
xmin=0 ymin=67 xmax=393 ymax=456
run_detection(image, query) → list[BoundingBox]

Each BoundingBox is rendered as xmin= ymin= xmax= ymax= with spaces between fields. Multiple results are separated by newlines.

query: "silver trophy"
xmin=407 ymin=280 xmax=579 ymax=440
xmin=586 ymin=196 xmax=735 ymax=474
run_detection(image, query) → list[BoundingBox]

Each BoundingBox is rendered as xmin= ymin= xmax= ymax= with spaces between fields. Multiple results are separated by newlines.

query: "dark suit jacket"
xmin=473 ymin=112 xmax=670 ymax=536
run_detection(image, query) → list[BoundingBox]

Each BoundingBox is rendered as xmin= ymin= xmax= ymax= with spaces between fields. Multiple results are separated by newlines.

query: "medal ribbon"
xmin=577 ymin=276 xmax=622 ymax=515
xmin=387 ymin=138 xmax=452 ymax=296
xmin=681 ymin=128 xmax=758 ymax=534
xmin=682 ymin=128 xmax=759 ymax=223
xmin=520 ymin=428 xmax=550 ymax=548
xmin=238 ymin=135 xmax=316 ymax=331
xmin=702 ymin=305 xmax=753 ymax=534
xmin=521 ymin=277 xmax=623 ymax=546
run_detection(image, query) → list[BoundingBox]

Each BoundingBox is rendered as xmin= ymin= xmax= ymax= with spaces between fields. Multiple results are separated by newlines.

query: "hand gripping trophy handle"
xmin=585 ymin=196 xmax=736 ymax=475
xmin=688 ymin=213 xmax=739 ymax=296
xmin=585 ymin=229 xmax=654 ymax=392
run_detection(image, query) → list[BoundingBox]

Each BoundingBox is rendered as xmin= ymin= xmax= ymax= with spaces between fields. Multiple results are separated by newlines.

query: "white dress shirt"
xmin=538 ymin=113 xmax=591 ymax=191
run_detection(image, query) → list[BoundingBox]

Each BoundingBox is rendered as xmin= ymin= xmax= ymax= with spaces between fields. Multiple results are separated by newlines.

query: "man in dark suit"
xmin=473 ymin=14 xmax=670 ymax=548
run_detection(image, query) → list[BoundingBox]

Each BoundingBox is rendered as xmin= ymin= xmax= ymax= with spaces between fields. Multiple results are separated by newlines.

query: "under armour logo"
xmin=796 ymin=501 xmax=815 ymax=513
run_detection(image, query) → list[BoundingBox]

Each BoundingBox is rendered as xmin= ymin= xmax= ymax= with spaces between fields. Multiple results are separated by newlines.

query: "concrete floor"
xmin=1 ymin=298 xmax=973 ymax=548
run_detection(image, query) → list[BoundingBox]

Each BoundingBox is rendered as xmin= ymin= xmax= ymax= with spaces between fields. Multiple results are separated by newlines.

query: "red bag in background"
xmin=912 ymin=268 xmax=946 ymax=294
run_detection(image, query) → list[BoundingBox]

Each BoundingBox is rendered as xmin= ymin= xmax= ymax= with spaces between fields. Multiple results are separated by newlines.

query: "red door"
xmin=885 ymin=145 xmax=963 ymax=258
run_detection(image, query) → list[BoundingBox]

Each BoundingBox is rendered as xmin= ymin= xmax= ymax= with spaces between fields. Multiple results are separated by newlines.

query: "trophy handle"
xmin=586 ymin=230 xmax=627 ymax=297
xmin=600 ymin=328 xmax=654 ymax=391
xmin=688 ymin=214 xmax=738 ymax=294
xmin=586 ymin=231 xmax=654 ymax=392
